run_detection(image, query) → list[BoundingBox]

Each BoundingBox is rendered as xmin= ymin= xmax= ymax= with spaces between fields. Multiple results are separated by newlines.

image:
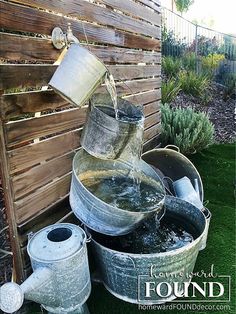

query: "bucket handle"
xmin=81 ymin=224 xmax=92 ymax=243
xmin=111 ymin=254 xmax=136 ymax=270
xmin=164 ymin=145 xmax=180 ymax=152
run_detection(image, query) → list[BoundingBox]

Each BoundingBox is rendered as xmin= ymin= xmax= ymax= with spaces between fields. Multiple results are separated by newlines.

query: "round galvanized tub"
xmin=70 ymin=150 xmax=165 ymax=236
xmin=89 ymin=196 xmax=206 ymax=304
xmin=81 ymin=94 xmax=144 ymax=161
xmin=142 ymin=146 xmax=204 ymax=202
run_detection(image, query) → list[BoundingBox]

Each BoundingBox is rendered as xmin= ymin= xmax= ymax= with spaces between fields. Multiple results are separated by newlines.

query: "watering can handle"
xmin=164 ymin=145 xmax=180 ymax=152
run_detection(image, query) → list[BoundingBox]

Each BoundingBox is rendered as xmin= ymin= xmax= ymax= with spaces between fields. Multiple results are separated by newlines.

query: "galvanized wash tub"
xmin=81 ymin=94 xmax=144 ymax=162
xmin=70 ymin=150 xmax=165 ymax=236
xmin=142 ymin=146 xmax=204 ymax=202
xmin=88 ymin=196 xmax=206 ymax=304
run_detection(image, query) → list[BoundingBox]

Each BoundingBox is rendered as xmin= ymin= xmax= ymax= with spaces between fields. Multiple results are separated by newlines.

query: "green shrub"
xmin=161 ymin=79 xmax=181 ymax=104
xmin=201 ymin=53 xmax=225 ymax=76
xmin=178 ymin=71 xmax=210 ymax=97
xmin=223 ymin=73 xmax=236 ymax=101
xmin=161 ymin=104 xmax=214 ymax=154
xmin=162 ymin=56 xmax=182 ymax=78
xmin=182 ymin=52 xmax=197 ymax=71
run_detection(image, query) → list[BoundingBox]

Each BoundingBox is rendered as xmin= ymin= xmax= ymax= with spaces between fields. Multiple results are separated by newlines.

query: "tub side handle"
xmin=164 ymin=145 xmax=180 ymax=152
xmin=111 ymin=254 xmax=136 ymax=270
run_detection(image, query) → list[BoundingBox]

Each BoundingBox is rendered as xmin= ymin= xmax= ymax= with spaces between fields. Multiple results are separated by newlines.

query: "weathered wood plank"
xmin=0 ymin=1 xmax=160 ymax=51
xmin=6 ymin=107 xmax=87 ymax=146
xmin=143 ymin=122 xmax=161 ymax=141
xmin=144 ymin=111 xmax=161 ymax=129
xmin=143 ymin=100 xmax=161 ymax=116
xmin=0 ymin=64 xmax=161 ymax=91
xmin=138 ymin=0 xmax=161 ymax=12
xmin=0 ymin=119 xmax=24 ymax=282
xmin=0 ymin=64 xmax=55 ymax=91
xmin=109 ymin=64 xmax=161 ymax=81
xmin=95 ymin=0 xmax=161 ymax=26
xmin=0 ymin=89 xmax=70 ymax=120
xmin=1 ymin=77 xmax=161 ymax=119
xmin=143 ymin=134 xmax=161 ymax=152
xmin=12 ymin=152 xmax=74 ymax=200
xmin=124 ymin=88 xmax=161 ymax=105
xmin=0 ymin=32 xmax=161 ymax=63
xmin=17 ymin=198 xmax=70 ymax=236
xmin=15 ymin=173 xmax=71 ymax=224
xmin=11 ymin=0 xmax=160 ymax=39
xmin=5 ymin=88 xmax=160 ymax=146
xmin=8 ymin=129 xmax=82 ymax=174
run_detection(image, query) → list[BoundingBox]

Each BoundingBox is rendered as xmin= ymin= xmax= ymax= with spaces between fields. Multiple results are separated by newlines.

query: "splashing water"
xmin=80 ymin=172 xmax=164 ymax=213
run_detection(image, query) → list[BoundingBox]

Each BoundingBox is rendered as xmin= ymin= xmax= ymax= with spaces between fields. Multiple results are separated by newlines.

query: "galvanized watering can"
xmin=70 ymin=149 xmax=165 ymax=236
xmin=88 ymin=196 xmax=206 ymax=304
xmin=0 ymin=224 xmax=91 ymax=314
xmin=81 ymin=94 xmax=144 ymax=163
xmin=49 ymin=44 xmax=107 ymax=107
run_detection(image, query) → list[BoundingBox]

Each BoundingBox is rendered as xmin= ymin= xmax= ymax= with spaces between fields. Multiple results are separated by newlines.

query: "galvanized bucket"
xmin=89 ymin=196 xmax=206 ymax=304
xmin=49 ymin=44 xmax=107 ymax=107
xmin=142 ymin=145 xmax=204 ymax=202
xmin=173 ymin=176 xmax=203 ymax=210
xmin=69 ymin=149 xmax=165 ymax=236
xmin=199 ymin=207 xmax=211 ymax=250
xmin=81 ymin=94 xmax=144 ymax=162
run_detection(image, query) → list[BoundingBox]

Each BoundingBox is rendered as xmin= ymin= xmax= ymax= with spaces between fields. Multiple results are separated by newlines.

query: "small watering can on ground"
xmin=49 ymin=43 xmax=107 ymax=107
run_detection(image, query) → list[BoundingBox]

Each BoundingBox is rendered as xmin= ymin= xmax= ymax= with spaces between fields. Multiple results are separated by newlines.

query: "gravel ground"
xmin=169 ymin=82 xmax=235 ymax=143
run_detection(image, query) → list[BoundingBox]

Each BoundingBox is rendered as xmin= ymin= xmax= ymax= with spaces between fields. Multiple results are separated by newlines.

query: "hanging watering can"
xmin=49 ymin=44 xmax=107 ymax=107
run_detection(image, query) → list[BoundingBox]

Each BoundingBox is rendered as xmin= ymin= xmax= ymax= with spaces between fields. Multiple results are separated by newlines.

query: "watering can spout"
xmin=0 ymin=267 xmax=52 ymax=313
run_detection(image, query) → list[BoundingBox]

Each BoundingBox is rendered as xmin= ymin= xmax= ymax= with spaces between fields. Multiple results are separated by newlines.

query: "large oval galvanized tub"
xmin=142 ymin=146 xmax=204 ymax=202
xmin=70 ymin=150 xmax=165 ymax=236
xmin=89 ymin=196 xmax=206 ymax=304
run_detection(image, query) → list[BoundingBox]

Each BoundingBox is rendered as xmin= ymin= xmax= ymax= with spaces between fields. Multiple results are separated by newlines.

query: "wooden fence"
xmin=0 ymin=0 xmax=161 ymax=282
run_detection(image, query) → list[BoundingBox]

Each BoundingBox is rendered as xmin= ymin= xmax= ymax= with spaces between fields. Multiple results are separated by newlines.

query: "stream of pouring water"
xmin=104 ymin=72 xmax=145 ymax=195
xmin=104 ymin=73 xmax=119 ymax=120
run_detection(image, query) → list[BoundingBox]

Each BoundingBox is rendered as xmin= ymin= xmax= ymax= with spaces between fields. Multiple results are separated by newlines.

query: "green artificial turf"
xmin=25 ymin=144 xmax=235 ymax=314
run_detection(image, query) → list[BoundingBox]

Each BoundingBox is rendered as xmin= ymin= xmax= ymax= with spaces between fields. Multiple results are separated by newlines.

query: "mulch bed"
xmin=169 ymin=82 xmax=235 ymax=144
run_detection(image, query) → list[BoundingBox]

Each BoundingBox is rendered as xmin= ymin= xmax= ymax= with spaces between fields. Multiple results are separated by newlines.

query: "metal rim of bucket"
xmin=72 ymin=153 xmax=166 ymax=215
xmin=90 ymin=103 xmax=144 ymax=127
xmin=142 ymin=146 xmax=204 ymax=202
xmin=27 ymin=223 xmax=88 ymax=263
xmin=87 ymin=210 xmax=206 ymax=259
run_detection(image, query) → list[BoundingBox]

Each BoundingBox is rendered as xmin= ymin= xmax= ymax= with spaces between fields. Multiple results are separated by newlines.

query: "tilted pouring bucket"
xmin=49 ymin=44 xmax=107 ymax=107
